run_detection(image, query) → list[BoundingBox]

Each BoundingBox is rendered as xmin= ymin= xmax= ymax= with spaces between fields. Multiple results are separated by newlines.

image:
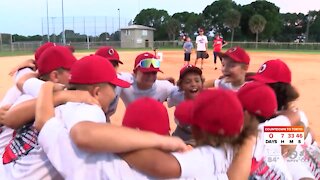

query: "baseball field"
xmin=0 ymin=49 xmax=319 ymax=143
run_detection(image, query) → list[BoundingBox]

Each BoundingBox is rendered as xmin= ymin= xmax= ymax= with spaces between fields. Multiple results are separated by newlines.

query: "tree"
xmin=172 ymin=12 xmax=203 ymax=39
xmin=308 ymin=10 xmax=320 ymax=42
xmin=134 ymin=8 xmax=170 ymax=40
xmin=202 ymin=0 xmax=239 ymax=35
xmin=249 ymin=14 xmax=267 ymax=48
xmin=277 ymin=13 xmax=305 ymax=42
xmin=165 ymin=18 xmax=180 ymax=40
xmin=240 ymin=1 xmax=281 ymax=41
xmin=223 ymin=8 xmax=241 ymax=45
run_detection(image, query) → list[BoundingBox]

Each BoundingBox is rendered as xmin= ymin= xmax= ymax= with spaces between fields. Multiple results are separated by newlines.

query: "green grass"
xmin=0 ymin=51 xmax=33 ymax=57
xmin=1 ymin=47 xmax=319 ymax=57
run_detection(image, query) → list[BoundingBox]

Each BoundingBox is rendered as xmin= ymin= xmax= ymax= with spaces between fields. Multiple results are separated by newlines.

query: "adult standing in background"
xmin=195 ymin=28 xmax=208 ymax=70
xmin=213 ymin=33 xmax=228 ymax=70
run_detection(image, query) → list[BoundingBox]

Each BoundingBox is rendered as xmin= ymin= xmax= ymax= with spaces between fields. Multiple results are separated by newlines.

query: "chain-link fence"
xmin=1 ymin=41 xmax=320 ymax=53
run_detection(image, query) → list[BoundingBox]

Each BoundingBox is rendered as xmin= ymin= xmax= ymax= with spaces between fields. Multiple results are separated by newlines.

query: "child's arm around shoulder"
xmin=69 ymin=122 xmax=188 ymax=153
xmin=119 ymin=148 xmax=182 ymax=178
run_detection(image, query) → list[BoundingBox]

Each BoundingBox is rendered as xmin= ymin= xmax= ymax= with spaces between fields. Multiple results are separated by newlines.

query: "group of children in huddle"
xmin=0 ymin=42 xmax=319 ymax=179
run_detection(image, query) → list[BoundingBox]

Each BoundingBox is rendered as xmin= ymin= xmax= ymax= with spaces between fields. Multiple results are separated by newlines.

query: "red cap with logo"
xmin=37 ymin=46 xmax=77 ymax=76
xmin=95 ymin=46 xmax=123 ymax=64
xmin=179 ymin=65 xmax=202 ymax=79
xmin=250 ymin=59 xmax=291 ymax=84
xmin=175 ymin=89 xmax=244 ymax=136
xmin=217 ymin=46 xmax=250 ymax=64
xmin=122 ymin=97 xmax=170 ymax=135
xmin=134 ymin=52 xmax=163 ymax=73
xmin=238 ymin=81 xmax=277 ymax=119
xmin=69 ymin=55 xmax=130 ymax=87
xmin=34 ymin=42 xmax=56 ymax=62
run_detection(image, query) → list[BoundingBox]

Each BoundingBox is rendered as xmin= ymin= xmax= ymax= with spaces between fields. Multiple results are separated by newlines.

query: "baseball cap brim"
xmin=174 ymin=100 xmax=194 ymax=125
xmin=136 ymin=67 xmax=163 ymax=73
xmin=249 ymin=74 xmax=277 ymax=84
xmin=110 ymin=78 xmax=131 ymax=88
xmin=180 ymin=66 xmax=202 ymax=79
xmin=216 ymin=51 xmax=242 ymax=63
xmin=110 ymin=59 xmax=123 ymax=64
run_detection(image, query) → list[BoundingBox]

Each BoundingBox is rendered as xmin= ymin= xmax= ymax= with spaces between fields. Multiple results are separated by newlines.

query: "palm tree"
xmin=223 ymin=9 xmax=241 ymax=46
xmin=249 ymin=14 xmax=267 ymax=49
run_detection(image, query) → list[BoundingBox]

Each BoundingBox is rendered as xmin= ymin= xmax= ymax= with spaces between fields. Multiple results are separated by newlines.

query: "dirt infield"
xmin=1 ymin=50 xmax=320 ymax=143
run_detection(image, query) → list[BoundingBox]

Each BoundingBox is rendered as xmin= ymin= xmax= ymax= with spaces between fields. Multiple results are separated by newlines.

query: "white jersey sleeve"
xmin=0 ymin=86 xmax=22 ymax=107
xmin=22 ymin=78 xmax=45 ymax=98
xmin=14 ymin=67 xmax=34 ymax=83
xmin=264 ymin=115 xmax=291 ymax=126
xmin=38 ymin=117 xmax=78 ymax=178
xmin=61 ymin=103 xmax=106 ymax=132
xmin=167 ymin=87 xmax=184 ymax=108
xmin=172 ymin=146 xmax=231 ymax=179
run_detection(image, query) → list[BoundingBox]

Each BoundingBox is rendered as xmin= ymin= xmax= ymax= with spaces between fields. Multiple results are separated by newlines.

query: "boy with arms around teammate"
xmin=34 ymin=55 xmax=187 ymax=179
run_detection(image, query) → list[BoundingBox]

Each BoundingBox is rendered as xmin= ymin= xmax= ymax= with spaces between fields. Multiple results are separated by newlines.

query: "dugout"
xmin=120 ymin=25 xmax=155 ymax=48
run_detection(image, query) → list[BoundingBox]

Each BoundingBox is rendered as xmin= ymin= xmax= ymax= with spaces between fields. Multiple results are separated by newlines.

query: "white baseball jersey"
xmin=0 ymin=68 xmax=35 ymax=154
xmin=2 ymin=77 xmax=63 ymax=179
xmin=1 ymin=94 xmax=62 ymax=180
xmin=195 ymin=35 xmax=208 ymax=51
xmin=285 ymin=110 xmax=317 ymax=180
xmin=0 ymin=68 xmax=36 ymax=179
xmin=214 ymin=78 xmax=247 ymax=91
xmin=172 ymin=145 xmax=233 ymax=179
xmin=39 ymin=103 xmax=151 ymax=180
xmin=251 ymin=115 xmax=293 ymax=180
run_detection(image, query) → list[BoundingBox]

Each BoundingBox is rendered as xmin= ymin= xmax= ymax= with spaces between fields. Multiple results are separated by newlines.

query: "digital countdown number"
xmin=264 ymin=126 xmax=304 ymax=145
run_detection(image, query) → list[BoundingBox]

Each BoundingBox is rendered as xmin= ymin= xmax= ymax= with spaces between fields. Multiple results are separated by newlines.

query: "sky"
xmin=0 ymin=0 xmax=319 ymax=36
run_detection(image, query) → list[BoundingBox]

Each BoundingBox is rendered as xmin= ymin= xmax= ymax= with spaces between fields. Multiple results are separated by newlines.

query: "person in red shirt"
xmin=213 ymin=33 xmax=228 ymax=70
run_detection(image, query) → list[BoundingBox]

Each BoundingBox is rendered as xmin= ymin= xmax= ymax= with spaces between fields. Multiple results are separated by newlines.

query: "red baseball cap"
xmin=217 ymin=46 xmax=250 ymax=64
xmin=122 ymin=97 xmax=170 ymax=135
xmin=34 ymin=42 xmax=56 ymax=62
xmin=238 ymin=81 xmax=277 ymax=119
xmin=179 ymin=65 xmax=202 ymax=79
xmin=69 ymin=55 xmax=130 ymax=88
xmin=134 ymin=52 xmax=163 ymax=73
xmin=95 ymin=46 xmax=123 ymax=64
xmin=37 ymin=46 xmax=77 ymax=76
xmin=250 ymin=59 xmax=291 ymax=84
xmin=175 ymin=89 xmax=244 ymax=136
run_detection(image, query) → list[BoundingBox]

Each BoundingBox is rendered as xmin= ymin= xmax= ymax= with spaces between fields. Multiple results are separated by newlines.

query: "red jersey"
xmin=213 ymin=38 xmax=223 ymax=52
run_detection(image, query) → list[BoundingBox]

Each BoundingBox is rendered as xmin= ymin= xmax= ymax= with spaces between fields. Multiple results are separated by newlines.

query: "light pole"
xmin=118 ymin=8 xmax=120 ymax=30
xmin=46 ymin=0 xmax=50 ymax=42
xmin=118 ymin=8 xmax=121 ymax=41
xmin=61 ymin=0 xmax=66 ymax=45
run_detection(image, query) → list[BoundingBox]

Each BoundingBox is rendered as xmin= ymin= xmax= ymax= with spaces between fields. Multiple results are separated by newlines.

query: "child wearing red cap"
xmin=33 ymin=55 xmax=187 ymax=179
xmin=0 ymin=45 xmax=77 ymax=179
xmin=237 ymin=81 xmax=296 ymax=179
xmin=122 ymin=97 xmax=170 ymax=135
xmin=95 ymin=46 xmax=123 ymax=70
xmin=168 ymin=65 xmax=204 ymax=143
xmin=204 ymin=46 xmax=250 ymax=91
xmin=119 ymin=89 xmax=258 ymax=179
xmin=113 ymin=52 xmax=178 ymax=107
xmin=95 ymin=50 xmax=178 ymax=122
xmin=250 ymin=59 xmax=318 ymax=179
